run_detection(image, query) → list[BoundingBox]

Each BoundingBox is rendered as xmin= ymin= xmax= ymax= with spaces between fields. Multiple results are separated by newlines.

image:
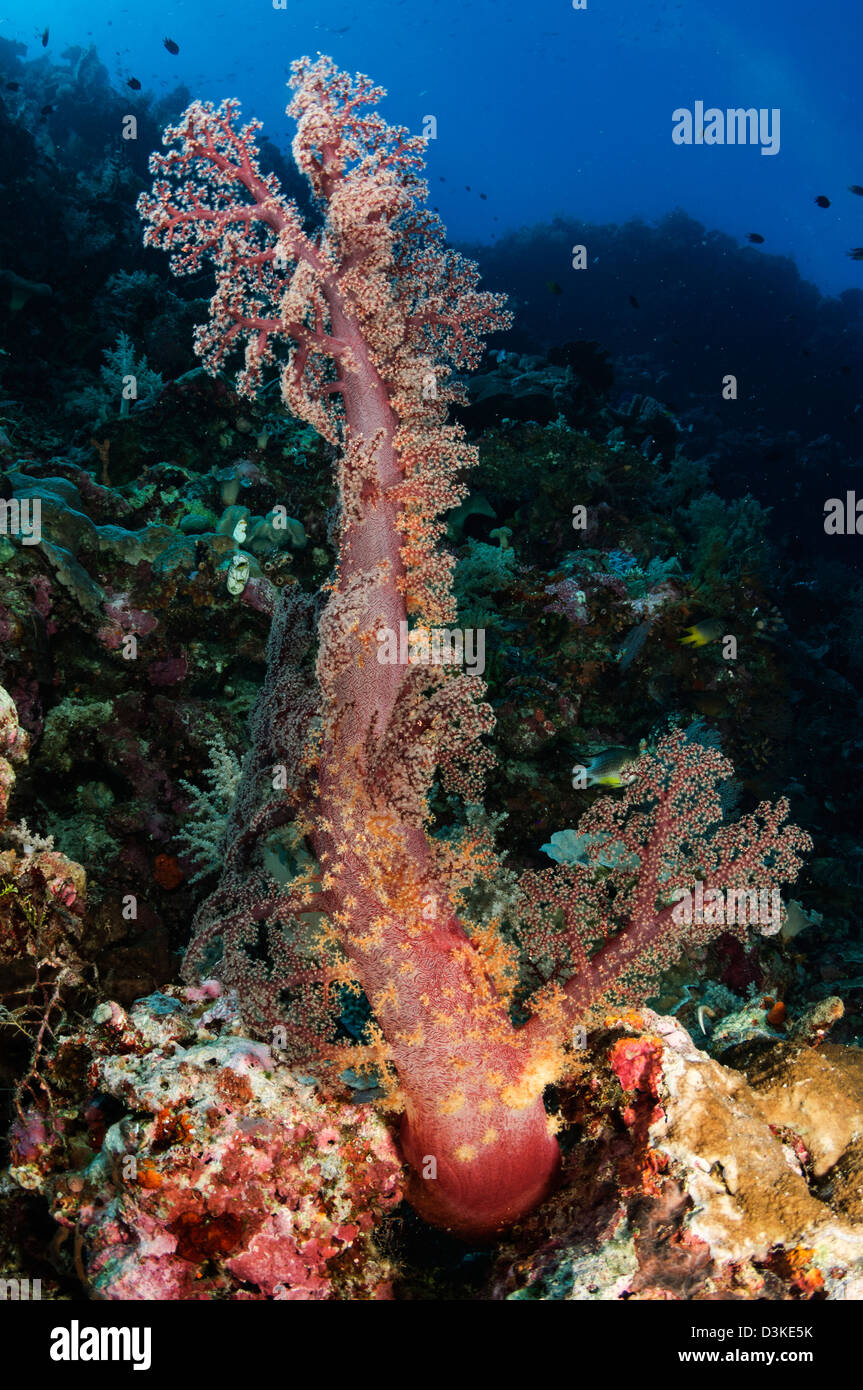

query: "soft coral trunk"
xmin=316 ymin=826 xmax=559 ymax=1235
xmin=141 ymin=56 xmax=557 ymax=1237
xmin=309 ymin=333 xmax=559 ymax=1236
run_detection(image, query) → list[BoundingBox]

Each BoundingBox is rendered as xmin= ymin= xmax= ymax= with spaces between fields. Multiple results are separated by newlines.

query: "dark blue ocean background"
xmin=2 ymin=0 xmax=861 ymax=544
xmin=2 ymin=0 xmax=860 ymax=291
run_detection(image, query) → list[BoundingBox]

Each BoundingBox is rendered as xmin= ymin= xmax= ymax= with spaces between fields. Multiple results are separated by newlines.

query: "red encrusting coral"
xmin=139 ymin=57 xmax=812 ymax=1238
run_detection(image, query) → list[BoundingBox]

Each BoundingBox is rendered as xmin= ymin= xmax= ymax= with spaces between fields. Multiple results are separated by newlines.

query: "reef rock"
xmin=488 ymin=1011 xmax=863 ymax=1299
xmin=9 ymin=985 xmax=404 ymax=1300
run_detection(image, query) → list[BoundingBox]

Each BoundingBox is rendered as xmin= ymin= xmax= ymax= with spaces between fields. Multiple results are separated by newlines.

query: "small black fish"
xmin=127 ymin=76 xmax=141 ymax=90
xmin=40 ymin=103 xmax=54 ymax=116
xmin=815 ymin=195 xmax=831 ymax=208
xmin=848 ymin=248 xmax=863 ymax=261
xmin=629 ymin=294 xmax=639 ymax=308
xmin=5 ymin=82 xmax=19 ymax=92
xmin=849 ymin=185 xmax=863 ymax=196
xmin=163 ymin=37 xmax=179 ymax=54
xmin=479 ymin=192 xmax=487 ymax=200
xmin=465 ymin=185 xmax=471 ymax=191
xmin=747 ymin=232 xmax=765 ymax=244
xmin=439 ymin=176 xmax=445 ymax=181
xmin=41 ymin=27 xmax=49 ymax=47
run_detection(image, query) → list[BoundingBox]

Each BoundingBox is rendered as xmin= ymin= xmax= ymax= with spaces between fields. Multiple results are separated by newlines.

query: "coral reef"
xmin=0 ymin=686 xmax=89 ymax=1115
xmin=0 ymin=33 xmax=860 ymax=1305
xmin=10 ymin=986 xmax=403 ymax=1299
xmin=486 ymin=1011 xmax=863 ymax=1300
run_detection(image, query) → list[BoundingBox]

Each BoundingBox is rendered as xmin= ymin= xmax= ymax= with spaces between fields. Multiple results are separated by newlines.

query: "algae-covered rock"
xmin=487 ymin=1012 xmax=863 ymax=1300
xmin=9 ymin=986 xmax=404 ymax=1301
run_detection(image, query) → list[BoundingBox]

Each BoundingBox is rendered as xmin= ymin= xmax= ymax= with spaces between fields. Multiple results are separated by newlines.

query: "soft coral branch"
xmin=519 ymin=731 xmax=812 ymax=1039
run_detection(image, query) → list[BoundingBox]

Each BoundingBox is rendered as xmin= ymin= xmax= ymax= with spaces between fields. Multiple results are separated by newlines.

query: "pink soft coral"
xmin=139 ymin=58 xmax=811 ymax=1238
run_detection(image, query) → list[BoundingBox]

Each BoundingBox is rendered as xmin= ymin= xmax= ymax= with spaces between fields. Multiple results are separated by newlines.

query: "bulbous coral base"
xmin=400 ymin=1101 xmax=560 ymax=1241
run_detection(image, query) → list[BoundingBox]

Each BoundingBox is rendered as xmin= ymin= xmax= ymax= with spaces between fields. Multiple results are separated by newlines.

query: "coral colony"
xmin=6 ymin=41 xmax=863 ymax=1309
xmin=135 ymin=59 xmax=809 ymax=1238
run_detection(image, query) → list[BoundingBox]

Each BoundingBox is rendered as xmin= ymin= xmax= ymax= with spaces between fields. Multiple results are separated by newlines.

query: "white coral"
xmin=175 ymin=735 xmax=242 ymax=882
xmin=5 ymin=819 xmax=55 ymax=855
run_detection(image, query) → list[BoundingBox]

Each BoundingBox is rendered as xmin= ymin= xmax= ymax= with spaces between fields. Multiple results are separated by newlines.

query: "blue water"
xmin=1 ymin=0 xmax=860 ymax=296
